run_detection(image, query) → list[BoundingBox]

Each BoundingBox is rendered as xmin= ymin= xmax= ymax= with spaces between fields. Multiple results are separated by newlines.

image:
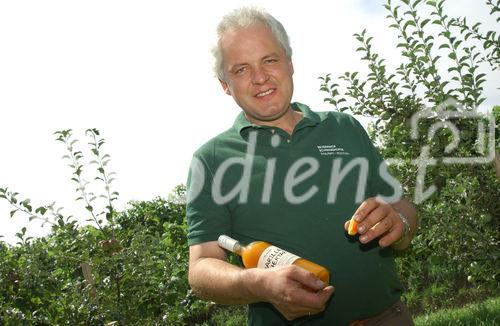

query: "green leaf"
xmin=476 ymin=73 xmax=486 ymax=80
xmin=453 ymin=40 xmax=463 ymax=49
xmin=10 ymin=209 xmax=17 ymax=217
xmin=382 ymin=112 xmax=391 ymax=120
xmin=35 ymin=207 xmax=47 ymax=215
xmin=420 ymin=18 xmax=430 ymax=28
xmin=448 ymin=53 xmax=457 ymax=60
xmin=413 ymin=0 xmax=424 ymax=7
xmin=403 ymin=20 xmax=417 ymax=31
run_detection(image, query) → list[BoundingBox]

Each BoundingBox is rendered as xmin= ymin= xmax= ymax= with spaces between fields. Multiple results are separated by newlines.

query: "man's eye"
xmin=264 ymin=59 xmax=277 ymax=64
xmin=235 ymin=67 xmax=247 ymax=75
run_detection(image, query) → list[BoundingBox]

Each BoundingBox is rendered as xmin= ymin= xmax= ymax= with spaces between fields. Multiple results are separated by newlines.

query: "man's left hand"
xmin=344 ymin=197 xmax=404 ymax=248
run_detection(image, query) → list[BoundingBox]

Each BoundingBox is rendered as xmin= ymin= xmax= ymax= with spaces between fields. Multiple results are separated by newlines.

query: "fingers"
xmin=289 ymin=265 xmax=328 ymax=291
xmin=267 ymin=266 xmax=334 ymax=320
xmin=352 ymin=197 xmax=384 ymax=223
xmin=317 ymin=285 xmax=334 ymax=303
xmin=288 ymin=267 xmax=334 ymax=308
xmin=378 ymin=220 xmax=404 ymax=247
xmin=344 ymin=197 xmax=382 ymax=234
xmin=357 ymin=206 xmax=391 ymax=243
xmin=274 ymin=285 xmax=334 ymax=320
xmin=348 ymin=197 xmax=404 ymax=246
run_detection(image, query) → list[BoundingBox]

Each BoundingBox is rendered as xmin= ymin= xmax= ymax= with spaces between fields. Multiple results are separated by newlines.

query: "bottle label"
xmin=257 ymin=246 xmax=300 ymax=269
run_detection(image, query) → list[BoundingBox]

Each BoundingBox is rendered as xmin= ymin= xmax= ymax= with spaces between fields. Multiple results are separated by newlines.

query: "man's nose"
xmin=251 ymin=66 xmax=269 ymax=85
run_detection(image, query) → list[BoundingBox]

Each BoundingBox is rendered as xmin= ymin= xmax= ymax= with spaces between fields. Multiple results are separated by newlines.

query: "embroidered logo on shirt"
xmin=317 ymin=145 xmax=350 ymax=156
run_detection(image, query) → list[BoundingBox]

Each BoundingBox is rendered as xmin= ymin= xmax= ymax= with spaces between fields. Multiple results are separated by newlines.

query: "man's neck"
xmin=245 ymin=107 xmax=303 ymax=135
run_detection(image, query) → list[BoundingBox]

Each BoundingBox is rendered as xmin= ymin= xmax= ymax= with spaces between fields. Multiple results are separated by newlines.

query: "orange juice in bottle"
xmin=218 ymin=235 xmax=330 ymax=284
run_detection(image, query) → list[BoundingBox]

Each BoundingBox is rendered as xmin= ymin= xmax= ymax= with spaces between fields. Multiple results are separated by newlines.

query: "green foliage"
xmin=1 ymin=1 xmax=499 ymax=324
xmin=320 ymin=0 xmax=500 ymax=314
xmin=0 ymin=195 xmax=210 ymax=324
xmin=196 ymin=305 xmax=247 ymax=326
xmin=0 ymin=131 xmax=232 ymax=325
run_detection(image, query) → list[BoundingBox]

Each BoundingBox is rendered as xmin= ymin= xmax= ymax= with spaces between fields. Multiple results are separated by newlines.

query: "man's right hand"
xmin=242 ymin=265 xmax=335 ymax=320
xmin=189 ymin=242 xmax=334 ymax=320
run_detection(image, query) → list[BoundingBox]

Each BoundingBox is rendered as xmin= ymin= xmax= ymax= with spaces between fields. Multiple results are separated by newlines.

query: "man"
xmin=186 ymin=7 xmax=418 ymax=325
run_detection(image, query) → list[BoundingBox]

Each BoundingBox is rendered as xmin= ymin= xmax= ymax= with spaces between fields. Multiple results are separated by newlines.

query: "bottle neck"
xmin=233 ymin=242 xmax=243 ymax=255
xmin=218 ymin=235 xmax=243 ymax=255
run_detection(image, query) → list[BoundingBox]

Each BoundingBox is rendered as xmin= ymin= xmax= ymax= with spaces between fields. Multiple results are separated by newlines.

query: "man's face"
xmin=219 ymin=24 xmax=294 ymax=124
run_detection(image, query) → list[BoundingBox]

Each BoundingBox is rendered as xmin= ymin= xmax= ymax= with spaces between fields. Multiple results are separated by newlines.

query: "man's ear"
xmin=288 ymin=59 xmax=294 ymax=75
xmin=219 ymin=79 xmax=231 ymax=95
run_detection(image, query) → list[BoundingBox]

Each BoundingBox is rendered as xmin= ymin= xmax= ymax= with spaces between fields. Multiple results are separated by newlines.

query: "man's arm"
xmin=188 ymin=241 xmax=256 ymax=304
xmin=188 ymin=241 xmax=335 ymax=320
xmin=344 ymin=197 xmax=418 ymax=250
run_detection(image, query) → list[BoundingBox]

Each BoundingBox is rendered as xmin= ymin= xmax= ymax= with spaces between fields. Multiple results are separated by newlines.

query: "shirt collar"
xmin=233 ymin=102 xmax=321 ymax=136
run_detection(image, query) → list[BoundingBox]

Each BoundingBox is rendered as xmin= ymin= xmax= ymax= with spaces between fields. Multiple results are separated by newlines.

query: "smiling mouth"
xmin=255 ymin=89 xmax=275 ymax=98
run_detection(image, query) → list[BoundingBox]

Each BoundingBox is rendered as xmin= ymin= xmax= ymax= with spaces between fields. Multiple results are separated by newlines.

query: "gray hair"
xmin=212 ymin=7 xmax=292 ymax=80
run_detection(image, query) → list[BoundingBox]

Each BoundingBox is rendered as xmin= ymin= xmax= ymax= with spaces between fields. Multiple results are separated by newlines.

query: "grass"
xmin=196 ymin=296 xmax=500 ymax=325
xmin=414 ymin=296 xmax=500 ymax=326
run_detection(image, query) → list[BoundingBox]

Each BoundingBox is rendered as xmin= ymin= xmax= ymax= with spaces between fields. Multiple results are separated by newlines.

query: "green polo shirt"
xmin=186 ymin=102 xmax=403 ymax=326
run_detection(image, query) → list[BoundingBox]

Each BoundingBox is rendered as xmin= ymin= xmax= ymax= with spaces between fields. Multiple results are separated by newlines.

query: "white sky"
xmin=1 ymin=0 xmax=498 ymax=245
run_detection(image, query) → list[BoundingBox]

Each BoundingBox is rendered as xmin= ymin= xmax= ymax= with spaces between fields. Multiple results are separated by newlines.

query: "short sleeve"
xmin=186 ymin=152 xmax=232 ymax=246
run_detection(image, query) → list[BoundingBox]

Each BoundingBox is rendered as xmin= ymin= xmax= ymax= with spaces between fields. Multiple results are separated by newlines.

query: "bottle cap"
xmin=218 ymin=235 xmax=238 ymax=252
